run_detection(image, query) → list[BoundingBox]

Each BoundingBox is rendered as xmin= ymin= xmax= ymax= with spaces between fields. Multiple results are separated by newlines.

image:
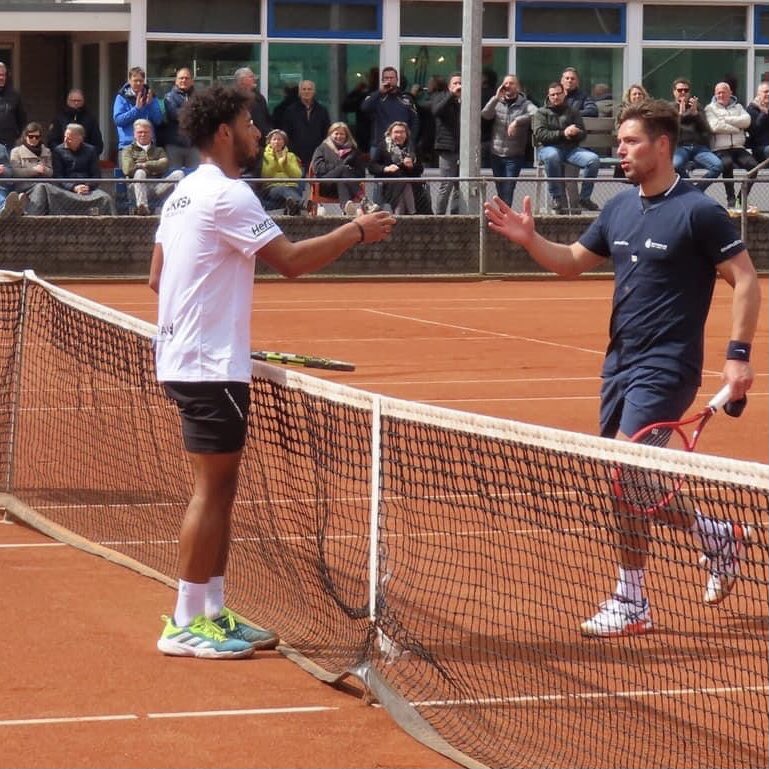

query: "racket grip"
xmin=708 ymin=384 xmax=732 ymax=411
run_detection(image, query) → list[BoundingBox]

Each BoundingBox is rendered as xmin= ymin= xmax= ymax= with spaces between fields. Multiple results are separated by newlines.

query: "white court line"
xmin=0 ymin=705 xmax=337 ymax=728
xmin=408 ymin=684 xmax=769 ymax=708
xmin=0 ymin=542 xmax=65 ymax=549
xmin=363 ymin=308 xmax=605 ymax=357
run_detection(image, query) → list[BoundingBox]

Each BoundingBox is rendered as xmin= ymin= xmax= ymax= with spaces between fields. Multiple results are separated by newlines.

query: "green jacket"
xmin=121 ymin=142 xmax=169 ymax=178
xmin=260 ymin=146 xmax=302 ymax=187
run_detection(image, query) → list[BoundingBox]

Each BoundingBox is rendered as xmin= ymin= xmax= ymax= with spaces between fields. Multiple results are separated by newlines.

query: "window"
xmin=643 ymin=5 xmax=746 ymax=42
xmin=755 ymin=6 xmax=769 ymax=45
xmin=642 ymin=49 xmax=747 ymax=103
xmin=755 ymin=50 xmax=769 ymax=88
xmin=147 ymin=42 xmax=261 ymax=98
xmin=269 ymin=0 xmax=381 ymax=38
xmin=516 ymin=3 xmax=625 ymax=43
xmin=515 ymin=47 xmax=623 ymax=109
xmin=399 ymin=45 xmax=508 ymax=92
xmin=147 ymin=0 xmax=260 ymax=34
xmin=400 ymin=2 xmax=509 ymax=39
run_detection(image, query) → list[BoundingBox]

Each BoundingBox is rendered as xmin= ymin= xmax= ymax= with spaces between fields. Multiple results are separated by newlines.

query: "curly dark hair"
xmin=179 ymin=84 xmax=251 ymax=150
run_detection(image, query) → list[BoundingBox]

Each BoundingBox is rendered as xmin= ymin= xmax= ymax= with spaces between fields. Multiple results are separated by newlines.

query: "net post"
xmin=367 ymin=394 xmax=383 ymax=626
xmin=3 ymin=270 xmax=32 ymax=495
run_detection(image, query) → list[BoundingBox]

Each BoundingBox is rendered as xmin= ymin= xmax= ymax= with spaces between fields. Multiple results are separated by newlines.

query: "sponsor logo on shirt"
xmin=158 ymin=322 xmax=174 ymax=337
xmin=252 ymin=218 xmax=277 ymax=238
xmin=165 ymin=195 xmax=191 ymax=217
xmin=644 ymin=237 xmax=668 ymax=251
xmin=720 ymin=238 xmax=743 ymax=253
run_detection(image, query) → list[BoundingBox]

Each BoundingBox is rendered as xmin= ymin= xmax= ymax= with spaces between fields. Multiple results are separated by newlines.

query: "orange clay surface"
xmin=2 ymin=276 xmax=766 ymax=768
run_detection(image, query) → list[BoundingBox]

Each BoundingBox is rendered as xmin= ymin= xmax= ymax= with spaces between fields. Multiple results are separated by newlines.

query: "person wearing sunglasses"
xmin=670 ymin=77 xmax=723 ymax=189
xmin=8 ymin=122 xmax=53 ymax=215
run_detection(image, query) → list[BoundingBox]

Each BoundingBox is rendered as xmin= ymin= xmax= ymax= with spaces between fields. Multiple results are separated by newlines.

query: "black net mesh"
xmin=1 ymin=272 xmax=767 ymax=769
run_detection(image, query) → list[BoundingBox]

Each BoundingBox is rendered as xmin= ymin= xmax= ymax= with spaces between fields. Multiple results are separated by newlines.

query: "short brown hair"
xmin=617 ymin=99 xmax=679 ymax=157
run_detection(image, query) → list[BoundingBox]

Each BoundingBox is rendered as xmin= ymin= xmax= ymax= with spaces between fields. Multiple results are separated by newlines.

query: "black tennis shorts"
xmin=163 ymin=381 xmax=250 ymax=454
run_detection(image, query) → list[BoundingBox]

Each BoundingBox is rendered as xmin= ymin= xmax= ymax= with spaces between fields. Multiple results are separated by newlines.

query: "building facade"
xmin=2 ymin=0 xmax=769 ymax=159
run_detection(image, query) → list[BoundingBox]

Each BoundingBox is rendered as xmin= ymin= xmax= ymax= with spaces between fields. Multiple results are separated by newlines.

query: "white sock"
xmin=691 ymin=510 xmax=729 ymax=555
xmin=174 ymin=579 xmax=207 ymax=627
xmin=205 ymin=575 xmax=225 ymax=620
xmin=614 ymin=568 xmax=645 ymax=604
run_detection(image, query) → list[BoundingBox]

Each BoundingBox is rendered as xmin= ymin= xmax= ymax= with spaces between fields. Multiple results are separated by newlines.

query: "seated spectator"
xmin=260 ymin=129 xmax=303 ymax=215
xmin=113 ymin=66 xmax=164 ymax=163
xmin=10 ymin=122 xmax=53 ymax=215
xmin=49 ymin=89 xmax=104 ymax=157
xmin=121 ymin=119 xmax=184 ymax=215
xmin=746 ymin=82 xmax=769 ymax=162
xmin=670 ymin=77 xmax=722 ymax=190
xmin=49 ymin=123 xmax=114 ymax=215
xmin=310 ymin=121 xmax=372 ymax=216
xmin=705 ymin=81 xmax=758 ymax=210
xmin=369 ymin=121 xmax=429 ymax=215
xmin=592 ymin=83 xmax=615 ymax=118
xmin=163 ymin=68 xmax=199 ymax=171
xmin=532 ymin=81 xmax=600 ymax=214
xmin=0 ymin=142 xmax=25 ymax=220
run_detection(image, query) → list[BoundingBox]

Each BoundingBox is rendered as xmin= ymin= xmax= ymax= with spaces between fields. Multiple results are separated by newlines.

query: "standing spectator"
xmin=271 ymin=83 xmax=299 ymax=130
xmin=705 ymin=81 xmax=758 ymax=210
xmin=361 ymin=66 xmax=419 ymax=154
xmin=113 ymin=66 xmax=164 ymax=161
xmin=341 ymin=67 xmax=378 ymax=151
xmin=10 ymin=122 xmax=52 ymax=215
xmin=121 ymin=119 xmax=184 ymax=216
xmin=432 ymin=73 xmax=463 ymax=215
xmin=746 ymin=82 xmax=769 ymax=162
xmin=369 ymin=121 xmax=428 ymax=215
xmin=310 ymin=122 xmax=371 ymax=215
xmin=561 ymin=67 xmax=598 ymax=117
xmin=0 ymin=62 xmax=26 ymax=153
xmin=0 ymin=142 xmax=25 ymax=220
xmin=481 ymin=74 xmax=538 ymax=207
xmin=259 ymin=129 xmax=303 ymax=214
xmin=49 ymin=123 xmax=114 ymax=215
xmin=283 ymin=80 xmax=330 ymax=172
xmin=233 ymin=67 xmax=272 ymax=141
xmin=49 ymin=89 xmax=104 ymax=157
xmin=480 ymin=68 xmax=498 ymax=168
xmin=163 ymin=67 xmax=199 ymax=171
xmin=670 ymin=77 xmax=722 ymax=190
xmin=532 ymin=81 xmax=600 ymax=214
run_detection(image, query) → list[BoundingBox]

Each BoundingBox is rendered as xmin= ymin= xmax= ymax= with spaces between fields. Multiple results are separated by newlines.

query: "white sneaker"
xmin=0 ymin=191 xmax=25 ymax=220
xmin=344 ymin=200 xmax=359 ymax=217
xmin=701 ymin=522 xmax=754 ymax=605
xmin=580 ymin=596 xmax=652 ymax=637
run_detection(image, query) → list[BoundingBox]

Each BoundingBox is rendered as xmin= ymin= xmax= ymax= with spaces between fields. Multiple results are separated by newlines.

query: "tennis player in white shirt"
xmin=149 ymin=84 xmax=395 ymax=659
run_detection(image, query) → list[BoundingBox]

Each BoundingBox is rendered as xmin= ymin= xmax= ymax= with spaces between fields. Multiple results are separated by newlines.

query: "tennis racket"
xmin=251 ymin=350 xmax=356 ymax=372
xmin=611 ymin=384 xmax=734 ymax=514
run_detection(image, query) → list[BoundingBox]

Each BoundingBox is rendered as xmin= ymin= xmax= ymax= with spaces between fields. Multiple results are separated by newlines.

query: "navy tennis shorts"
xmin=163 ymin=381 xmax=250 ymax=454
xmin=600 ymin=367 xmax=699 ymax=439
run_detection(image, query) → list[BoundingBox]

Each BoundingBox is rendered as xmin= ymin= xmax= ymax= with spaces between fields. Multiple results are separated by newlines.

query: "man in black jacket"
xmin=0 ymin=62 xmax=26 ymax=153
xmin=561 ymin=67 xmax=598 ymax=118
xmin=282 ymin=80 xmax=330 ymax=172
xmin=163 ymin=68 xmax=199 ymax=171
xmin=48 ymin=89 xmax=104 ymax=157
xmin=432 ymin=73 xmax=463 ymax=215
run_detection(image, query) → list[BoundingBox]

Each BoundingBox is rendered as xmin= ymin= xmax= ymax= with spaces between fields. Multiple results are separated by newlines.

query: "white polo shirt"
xmin=154 ymin=163 xmax=282 ymax=383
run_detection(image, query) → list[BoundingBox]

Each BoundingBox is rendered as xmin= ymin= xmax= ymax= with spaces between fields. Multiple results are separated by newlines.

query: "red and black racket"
xmin=611 ymin=384 xmax=739 ymax=514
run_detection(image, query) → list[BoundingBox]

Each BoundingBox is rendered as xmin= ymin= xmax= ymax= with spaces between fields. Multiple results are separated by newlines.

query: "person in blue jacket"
xmin=113 ymin=66 xmax=164 ymax=162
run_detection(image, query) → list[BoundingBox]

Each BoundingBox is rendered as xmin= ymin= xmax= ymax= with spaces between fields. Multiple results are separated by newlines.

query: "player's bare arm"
xmin=716 ymin=249 xmax=762 ymax=400
xmin=257 ymin=210 xmax=396 ymax=278
xmin=149 ymin=243 xmax=163 ymax=293
xmin=484 ymin=195 xmax=604 ymax=278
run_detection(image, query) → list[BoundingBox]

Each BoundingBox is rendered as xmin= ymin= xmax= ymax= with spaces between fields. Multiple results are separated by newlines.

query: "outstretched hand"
xmin=484 ymin=195 xmax=536 ymax=247
xmin=357 ymin=210 xmax=397 ymax=243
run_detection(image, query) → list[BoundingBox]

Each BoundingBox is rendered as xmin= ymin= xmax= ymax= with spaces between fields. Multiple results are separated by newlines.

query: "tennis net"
xmin=1 ymin=270 xmax=767 ymax=769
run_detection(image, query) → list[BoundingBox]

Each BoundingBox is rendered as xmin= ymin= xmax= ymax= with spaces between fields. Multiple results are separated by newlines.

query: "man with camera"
xmin=670 ymin=77 xmax=722 ymax=190
xmin=361 ymin=66 xmax=419 ymax=154
xmin=113 ymin=66 xmax=164 ymax=165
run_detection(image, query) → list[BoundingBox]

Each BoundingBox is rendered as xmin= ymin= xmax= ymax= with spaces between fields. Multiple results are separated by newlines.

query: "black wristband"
xmin=726 ymin=340 xmax=751 ymax=362
xmin=353 ymin=221 xmax=365 ymax=244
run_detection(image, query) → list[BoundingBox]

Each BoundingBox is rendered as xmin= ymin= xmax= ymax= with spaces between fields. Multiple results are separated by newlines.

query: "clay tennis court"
xmin=2 ymin=275 xmax=767 ymax=768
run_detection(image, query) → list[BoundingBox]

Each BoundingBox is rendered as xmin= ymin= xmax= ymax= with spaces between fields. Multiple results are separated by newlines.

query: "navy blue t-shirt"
xmin=579 ymin=178 xmax=744 ymax=383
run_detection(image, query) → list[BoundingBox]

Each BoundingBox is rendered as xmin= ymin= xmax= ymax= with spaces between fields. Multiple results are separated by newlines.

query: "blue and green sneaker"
xmin=157 ymin=614 xmax=255 ymax=659
xmin=214 ymin=607 xmax=279 ymax=650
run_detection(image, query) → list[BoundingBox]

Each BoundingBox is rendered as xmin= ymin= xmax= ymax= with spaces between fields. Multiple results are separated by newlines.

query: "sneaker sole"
xmin=580 ymin=619 xmax=653 ymax=638
xmin=701 ymin=523 xmax=754 ymax=606
xmin=157 ymin=638 xmax=255 ymax=659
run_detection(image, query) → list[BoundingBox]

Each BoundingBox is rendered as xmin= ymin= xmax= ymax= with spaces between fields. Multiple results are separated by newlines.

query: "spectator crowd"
xmin=1 ymin=58 xmax=769 ymax=220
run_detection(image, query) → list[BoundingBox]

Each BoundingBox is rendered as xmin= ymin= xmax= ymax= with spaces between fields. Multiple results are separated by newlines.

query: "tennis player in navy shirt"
xmin=485 ymin=99 xmax=761 ymax=637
